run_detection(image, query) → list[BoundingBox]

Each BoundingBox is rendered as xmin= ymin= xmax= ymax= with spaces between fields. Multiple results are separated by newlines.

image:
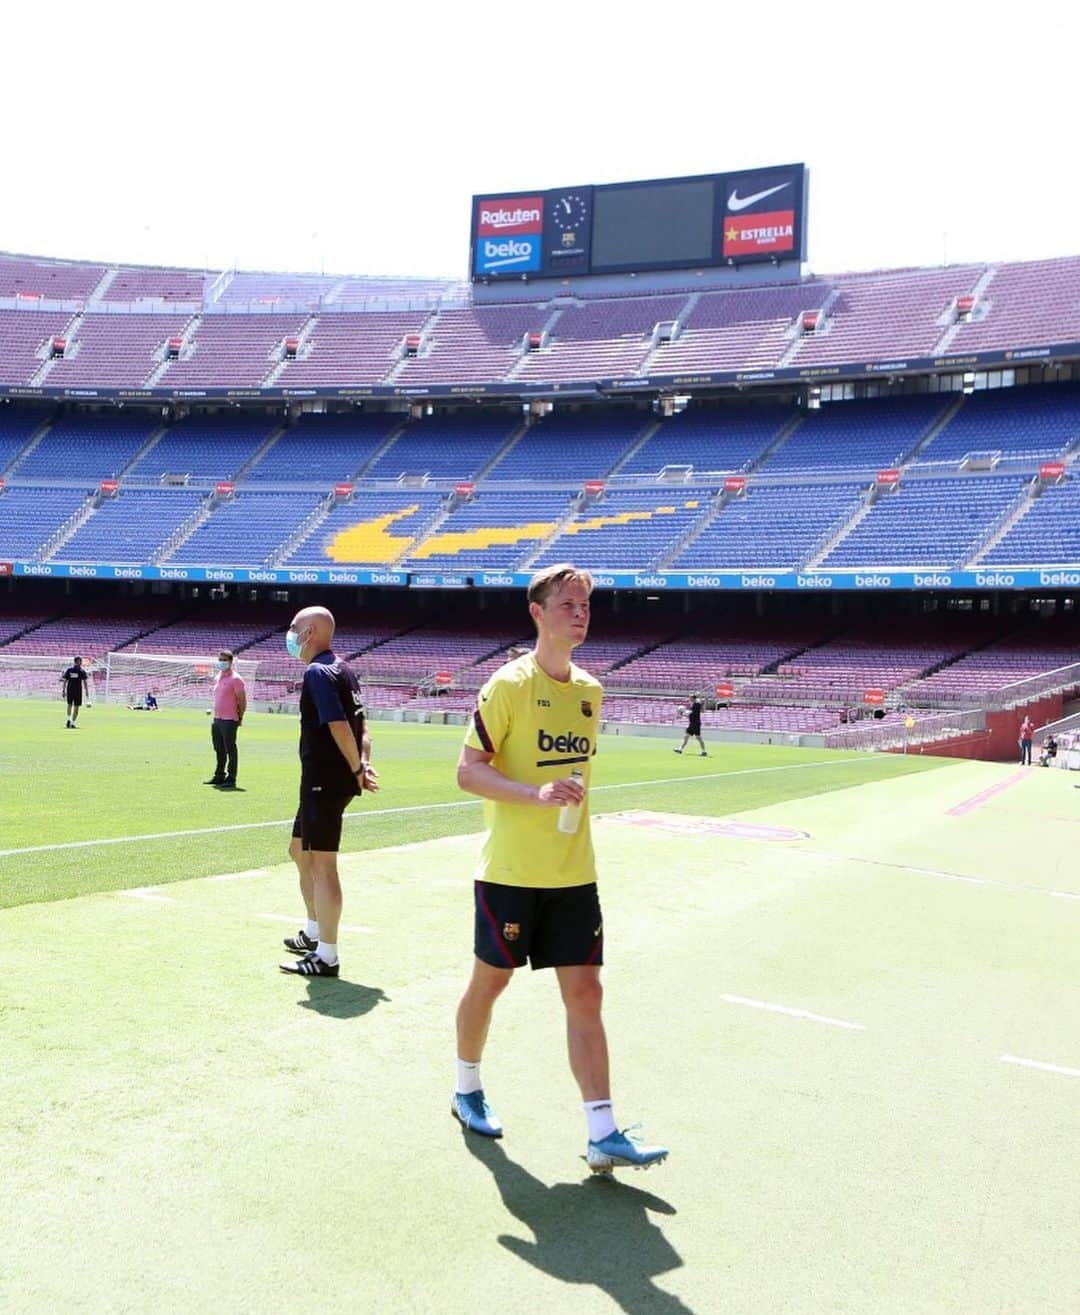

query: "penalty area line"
xmin=1001 ymin=1054 xmax=1080 ymax=1080
xmin=719 ymin=993 xmax=865 ymax=1031
xmin=0 ymin=755 xmax=879 ymax=859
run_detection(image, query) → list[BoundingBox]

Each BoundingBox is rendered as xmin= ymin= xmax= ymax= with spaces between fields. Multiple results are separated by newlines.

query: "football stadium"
xmin=2 ymin=153 xmax=1079 ymax=1315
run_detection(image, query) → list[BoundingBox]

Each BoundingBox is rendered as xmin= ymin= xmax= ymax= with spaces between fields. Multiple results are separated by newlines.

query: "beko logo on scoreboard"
xmin=475 ymin=195 xmax=544 ymax=275
xmin=477 ymin=197 xmax=544 ymax=235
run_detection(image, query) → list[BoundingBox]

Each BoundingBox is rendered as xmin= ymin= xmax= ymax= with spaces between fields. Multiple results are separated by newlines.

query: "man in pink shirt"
xmin=206 ymin=650 xmax=247 ymax=790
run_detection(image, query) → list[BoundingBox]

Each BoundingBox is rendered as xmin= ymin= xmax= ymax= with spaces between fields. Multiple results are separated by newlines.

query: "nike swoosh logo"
xmin=594 ymin=925 xmax=602 ymax=937
xmin=727 ymin=182 xmax=791 ymax=212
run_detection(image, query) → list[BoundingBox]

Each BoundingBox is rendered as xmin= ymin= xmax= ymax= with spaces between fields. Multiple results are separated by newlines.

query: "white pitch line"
xmin=206 ymin=868 xmax=272 ymax=882
xmin=0 ymin=756 xmax=879 ymax=859
xmin=1050 ymin=890 xmax=1080 ymax=901
xmin=259 ymin=913 xmax=374 ymax=935
xmin=719 ymin=993 xmax=864 ymax=1031
xmin=118 ymin=888 xmax=177 ymax=904
xmin=1001 ymin=1054 xmax=1080 ymax=1079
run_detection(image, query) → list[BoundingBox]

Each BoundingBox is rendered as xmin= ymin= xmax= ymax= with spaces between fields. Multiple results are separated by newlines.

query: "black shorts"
xmin=292 ymin=789 xmax=351 ymax=852
xmin=474 ymin=880 xmax=604 ymax=971
xmin=67 ymin=690 xmax=83 ymax=707
xmin=687 ymin=720 xmax=701 ymax=736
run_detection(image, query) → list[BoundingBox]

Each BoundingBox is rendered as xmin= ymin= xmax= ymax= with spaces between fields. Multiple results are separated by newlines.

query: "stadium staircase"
xmin=635 ymin=294 xmax=699 ymax=376
xmin=504 ymin=306 xmax=568 ymax=381
xmin=37 ymin=494 xmax=96 ymax=561
xmin=355 ymin=420 xmax=409 ymax=476
xmin=514 ymin=496 xmax=583 ymax=570
xmin=2 ymin=413 xmax=58 ymax=476
xmin=655 ymin=493 xmax=724 ymax=570
xmin=270 ymin=495 xmax=334 ymax=567
xmin=381 ymin=311 xmax=440 ymax=384
xmin=897 ymin=396 xmax=964 ymax=464
xmin=746 ymin=412 xmax=805 ymax=471
xmin=776 ymin=288 xmax=842 ymax=368
xmin=473 ymin=418 xmax=532 ymax=479
xmin=965 ymin=480 xmax=1041 ymax=565
xmin=930 ymin=267 xmax=997 ymax=356
xmin=27 ymin=313 xmax=81 ymax=388
xmin=151 ymin=496 xmax=214 ymax=564
xmin=261 ymin=318 xmax=317 ymax=387
xmin=389 ymin=499 xmax=454 ymax=567
xmin=204 ymin=269 xmax=234 ymax=304
xmin=235 ymin=425 xmax=288 ymax=480
xmin=607 ymin=420 xmax=663 ymax=476
xmin=801 ymin=488 xmax=878 ymax=570
xmin=120 ymin=425 xmax=169 ymax=476
xmin=87 ymin=268 xmax=118 ymax=302
xmin=144 ymin=320 xmax=200 ymax=387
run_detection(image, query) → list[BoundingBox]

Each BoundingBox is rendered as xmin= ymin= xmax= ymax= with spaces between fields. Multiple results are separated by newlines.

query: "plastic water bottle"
xmin=557 ymin=769 xmax=585 ymax=835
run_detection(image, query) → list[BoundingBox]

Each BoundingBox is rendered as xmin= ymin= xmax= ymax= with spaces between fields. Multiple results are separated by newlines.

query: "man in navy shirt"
xmin=279 ymin=605 xmax=378 ymax=978
xmin=61 ymin=656 xmax=90 ymax=729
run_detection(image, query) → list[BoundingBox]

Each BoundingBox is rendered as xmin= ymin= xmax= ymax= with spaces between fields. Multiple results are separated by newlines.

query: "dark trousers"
xmin=1020 ymin=738 xmax=1032 ymax=765
xmin=211 ymin=718 xmax=239 ymax=782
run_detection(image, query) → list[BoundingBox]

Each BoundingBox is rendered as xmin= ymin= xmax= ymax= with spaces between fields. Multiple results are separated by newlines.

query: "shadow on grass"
xmin=297 ymin=979 xmax=389 ymax=1019
xmin=464 ymin=1131 xmax=693 ymax=1315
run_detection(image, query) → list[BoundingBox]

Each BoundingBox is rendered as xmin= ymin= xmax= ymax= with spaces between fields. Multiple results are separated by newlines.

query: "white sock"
xmin=584 ymin=1098 xmax=617 ymax=1142
xmin=305 ymin=919 xmax=319 ymax=941
xmin=316 ymin=940 xmax=338 ymax=965
xmin=456 ymin=1059 xmax=482 ymax=1095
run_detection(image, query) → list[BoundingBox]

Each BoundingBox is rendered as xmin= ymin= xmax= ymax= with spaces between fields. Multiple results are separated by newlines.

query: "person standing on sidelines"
xmin=1019 ymin=715 xmax=1035 ymax=766
xmin=452 ymin=563 xmax=668 ymax=1174
xmin=61 ymin=656 xmax=90 ymax=729
xmin=205 ymin=651 xmax=246 ymax=789
xmin=674 ymin=693 xmax=707 ymax=757
xmin=280 ymin=605 xmax=378 ymax=978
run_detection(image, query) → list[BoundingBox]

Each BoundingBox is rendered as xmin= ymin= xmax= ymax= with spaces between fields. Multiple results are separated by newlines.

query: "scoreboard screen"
xmin=470 ymin=164 xmax=806 ymax=282
xmin=590 ymin=179 xmax=715 ymax=272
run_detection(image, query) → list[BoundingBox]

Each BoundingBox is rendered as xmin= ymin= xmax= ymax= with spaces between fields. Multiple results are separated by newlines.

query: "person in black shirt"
xmin=674 ymin=693 xmax=707 ymax=757
xmin=61 ymin=656 xmax=91 ymax=729
xmin=279 ymin=605 xmax=378 ymax=978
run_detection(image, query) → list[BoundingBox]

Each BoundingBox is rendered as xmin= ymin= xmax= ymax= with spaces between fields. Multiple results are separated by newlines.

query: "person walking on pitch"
xmin=453 ymin=563 xmax=668 ymax=1173
xmin=61 ymin=656 xmax=90 ymax=728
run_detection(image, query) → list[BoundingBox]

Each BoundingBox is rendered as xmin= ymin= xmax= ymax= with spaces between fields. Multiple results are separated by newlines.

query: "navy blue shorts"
xmin=292 ymin=789 xmax=351 ymax=852
xmin=474 ymin=880 xmax=604 ymax=971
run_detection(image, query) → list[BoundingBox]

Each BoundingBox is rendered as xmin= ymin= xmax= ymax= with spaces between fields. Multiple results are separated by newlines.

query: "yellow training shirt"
xmin=463 ymin=652 xmax=603 ymax=889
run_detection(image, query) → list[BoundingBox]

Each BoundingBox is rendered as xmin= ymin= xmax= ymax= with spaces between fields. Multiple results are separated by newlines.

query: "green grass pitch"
xmin=1 ymin=702 xmax=1078 ymax=1313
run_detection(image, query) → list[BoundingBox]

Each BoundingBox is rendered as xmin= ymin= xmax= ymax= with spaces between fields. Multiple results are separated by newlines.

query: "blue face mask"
xmin=285 ymin=629 xmax=304 ymax=659
xmin=217 ymin=660 xmax=230 ymax=671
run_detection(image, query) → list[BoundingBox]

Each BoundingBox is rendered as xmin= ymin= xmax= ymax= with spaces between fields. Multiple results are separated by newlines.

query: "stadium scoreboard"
xmin=471 ymin=163 xmax=807 ymax=281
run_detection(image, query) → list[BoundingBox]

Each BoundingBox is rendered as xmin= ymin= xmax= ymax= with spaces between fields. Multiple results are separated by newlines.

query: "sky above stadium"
xmin=5 ymin=0 xmax=1079 ymax=282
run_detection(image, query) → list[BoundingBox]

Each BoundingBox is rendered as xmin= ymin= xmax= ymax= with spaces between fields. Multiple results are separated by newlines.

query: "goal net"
xmin=0 ymin=654 xmax=102 ymax=701
xmin=102 ymin=652 xmax=259 ymax=707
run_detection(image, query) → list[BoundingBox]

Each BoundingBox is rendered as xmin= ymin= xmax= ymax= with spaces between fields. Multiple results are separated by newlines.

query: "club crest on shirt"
xmin=581 ymin=700 xmax=593 ymax=717
xmin=503 ymin=922 xmax=521 ymax=942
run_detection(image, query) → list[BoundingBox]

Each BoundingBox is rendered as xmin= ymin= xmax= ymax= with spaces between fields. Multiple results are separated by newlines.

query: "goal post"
xmin=102 ymin=652 xmax=259 ymax=707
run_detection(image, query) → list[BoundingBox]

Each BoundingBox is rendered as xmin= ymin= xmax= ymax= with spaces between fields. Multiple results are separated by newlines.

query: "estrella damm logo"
xmin=537 ymin=729 xmax=591 ymax=755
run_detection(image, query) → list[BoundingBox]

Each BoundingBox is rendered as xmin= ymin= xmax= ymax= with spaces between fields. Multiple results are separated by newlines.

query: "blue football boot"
xmin=586 ymin=1126 xmax=668 ymax=1173
xmin=451 ymin=1090 xmax=503 ymax=1138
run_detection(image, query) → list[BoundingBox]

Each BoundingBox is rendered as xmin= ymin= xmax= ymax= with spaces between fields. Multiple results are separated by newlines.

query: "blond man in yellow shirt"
xmin=452 ymin=563 xmax=668 ymax=1173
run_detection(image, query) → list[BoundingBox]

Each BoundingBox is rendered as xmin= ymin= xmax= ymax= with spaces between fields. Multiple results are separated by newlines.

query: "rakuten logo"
xmin=537 ymin=730 xmax=591 ymax=756
xmin=477 ymin=197 xmax=543 ymax=236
